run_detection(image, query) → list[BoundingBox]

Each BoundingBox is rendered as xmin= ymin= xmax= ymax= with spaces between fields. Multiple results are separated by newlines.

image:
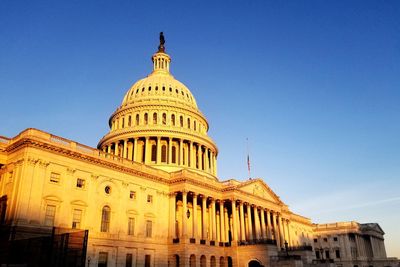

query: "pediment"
xmin=236 ymin=179 xmax=282 ymax=204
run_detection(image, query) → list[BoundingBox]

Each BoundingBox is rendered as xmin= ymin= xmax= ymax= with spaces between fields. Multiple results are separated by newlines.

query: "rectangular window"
xmin=334 ymin=237 xmax=338 ymax=241
xmin=147 ymin=195 xmax=153 ymax=203
xmin=336 ymin=249 xmax=341 ymax=258
xmin=128 ymin=217 xmax=135 ymax=235
xmin=44 ymin=205 xmax=56 ymax=226
xmin=323 ymin=237 xmax=328 ymax=242
xmin=316 ymin=251 xmax=320 ymax=259
xmin=98 ymin=252 xmax=108 ymax=267
xmin=76 ymin=178 xmax=85 ymax=189
xmin=145 ymin=255 xmax=151 ymax=267
xmin=72 ymin=209 xmax=82 ymax=229
xmin=313 ymin=238 xmax=318 ymax=243
xmin=129 ymin=191 xmax=136 ymax=199
xmin=126 ymin=253 xmax=133 ymax=267
xmin=50 ymin=172 xmax=60 ymax=183
xmin=325 ymin=250 xmax=330 ymax=259
xmin=146 ymin=220 xmax=152 ymax=238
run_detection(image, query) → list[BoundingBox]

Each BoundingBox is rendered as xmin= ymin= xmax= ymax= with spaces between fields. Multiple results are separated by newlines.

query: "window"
xmin=323 ymin=237 xmax=328 ymax=242
xmin=128 ymin=217 xmax=135 ymax=235
xmin=147 ymin=195 xmax=153 ymax=203
xmin=151 ymin=144 xmax=157 ymax=162
xmin=98 ymin=252 xmax=108 ymax=267
xmin=72 ymin=209 xmax=82 ymax=229
xmin=145 ymin=255 xmax=151 ymax=267
xmin=144 ymin=113 xmax=148 ymax=125
xmin=101 ymin=206 xmax=111 ymax=232
xmin=153 ymin=113 xmax=157 ymax=124
xmin=129 ymin=191 xmax=136 ymax=199
xmin=171 ymin=114 xmax=175 ymax=126
xmin=44 ymin=205 xmax=56 ymax=226
xmin=50 ymin=172 xmax=60 ymax=183
xmin=76 ymin=178 xmax=85 ymax=189
xmin=122 ymin=118 xmax=125 ymax=128
xmin=334 ymin=237 xmax=338 ymax=241
xmin=336 ymin=249 xmax=341 ymax=258
xmin=172 ymin=146 xmax=176 ymax=164
xmin=128 ymin=116 xmax=131 ymax=126
xmin=314 ymin=238 xmax=318 ymax=243
xmin=194 ymin=121 xmax=197 ymax=131
xmin=162 ymin=113 xmax=166 ymax=125
xmin=126 ymin=253 xmax=133 ymax=267
xmin=136 ymin=114 xmax=139 ymax=125
xmin=316 ymin=251 xmax=320 ymax=259
xmin=187 ymin=118 xmax=190 ymax=129
xmin=161 ymin=145 xmax=167 ymax=163
xmin=325 ymin=250 xmax=330 ymax=259
xmin=180 ymin=116 xmax=183 ymax=127
xmin=146 ymin=220 xmax=152 ymax=237
xmin=105 ymin=186 xmax=111 ymax=194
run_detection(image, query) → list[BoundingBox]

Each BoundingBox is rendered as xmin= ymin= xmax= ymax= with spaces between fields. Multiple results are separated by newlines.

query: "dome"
xmin=98 ymin=33 xmax=218 ymax=179
xmin=121 ymin=69 xmax=198 ymax=110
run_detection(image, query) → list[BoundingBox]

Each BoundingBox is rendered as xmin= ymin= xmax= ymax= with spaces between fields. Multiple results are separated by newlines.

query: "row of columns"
xmin=102 ymin=137 xmax=217 ymax=175
xmin=169 ymin=191 xmax=292 ymax=249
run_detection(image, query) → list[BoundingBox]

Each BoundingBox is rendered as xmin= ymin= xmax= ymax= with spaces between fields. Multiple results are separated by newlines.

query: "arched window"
xmin=219 ymin=257 xmax=225 ymax=267
xmin=128 ymin=116 xmax=131 ymax=127
xmin=122 ymin=118 xmax=125 ymax=128
xmin=210 ymin=256 xmax=216 ymax=267
xmin=144 ymin=113 xmax=148 ymax=125
xmin=187 ymin=118 xmax=191 ymax=129
xmin=190 ymin=255 xmax=196 ymax=267
xmin=101 ymin=206 xmax=111 ymax=232
xmin=162 ymin=113 xmax=167 ymax=125
xmin=136 ymin=114 xmax=139 ymax=125
xmin=171 ymin=114 xmax=176 ymax=126
xmin=180 ymin=116 xmax=183 ymax=127
xmin=200 ymin=255 xmax=206 ymax=267
xmin=172 ymin=146 xmax=177 ymax=164
xmin=161 ymin=145 xmax=167 ymax=163
xmin=151 ymin=144 xmax=157 ymax=162
xmin=153 ymin=113 xmax=157 ymax=124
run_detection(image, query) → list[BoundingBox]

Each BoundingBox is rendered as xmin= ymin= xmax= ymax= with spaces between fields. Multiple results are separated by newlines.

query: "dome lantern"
xmin=152 ymin=32 xmax=171 ymax=74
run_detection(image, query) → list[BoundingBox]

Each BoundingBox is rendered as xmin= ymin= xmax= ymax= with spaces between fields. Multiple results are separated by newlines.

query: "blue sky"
xmin=1 ymin=0 xmax=399 ymax=257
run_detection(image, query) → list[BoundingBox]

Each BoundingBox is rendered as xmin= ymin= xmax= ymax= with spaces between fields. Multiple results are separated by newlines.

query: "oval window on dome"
xmin=144 ymin=113 xmax=148 ymax=125
xmin=187 ymin=118 xmax=191 ymax=129
xmin=169 ymin=87 xmax=172 ymax=92
xmin=162 ymin=113 xmax=166 ymax=125
xmin=142 ymin=87 xmax=145 ymax=92
xmin=162 ymin=86 xmax=165 ymax=91
xmin=175 ymin=89 xmax=178 ymax=94
xmin=148 ymin=86 xmax=151 ymax=91
xmin=171 ymin=114 xmax=175 ymax=126
xmin=155 ymin=86 xmax=158 ymax=91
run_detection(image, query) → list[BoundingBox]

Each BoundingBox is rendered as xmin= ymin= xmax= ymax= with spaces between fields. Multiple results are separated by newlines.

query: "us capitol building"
xmin=0 ymin=34 xmax=398 ymax=267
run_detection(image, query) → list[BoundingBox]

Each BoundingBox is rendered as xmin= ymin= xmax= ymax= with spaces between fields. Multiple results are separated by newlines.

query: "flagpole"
xmin=246 ymin=138 xmax=251 ymax=179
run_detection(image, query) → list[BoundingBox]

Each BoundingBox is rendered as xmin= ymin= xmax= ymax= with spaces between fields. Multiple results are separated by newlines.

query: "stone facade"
xmin=0 ymin=38 xmax=398 ymax=267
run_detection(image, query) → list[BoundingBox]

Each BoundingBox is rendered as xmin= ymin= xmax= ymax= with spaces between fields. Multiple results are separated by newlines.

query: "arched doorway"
xmin=248 ymin=260 xmax=262 ymax=267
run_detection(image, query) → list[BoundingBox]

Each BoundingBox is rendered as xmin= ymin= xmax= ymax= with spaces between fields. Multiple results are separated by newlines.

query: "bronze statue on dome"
xmin=158 ymin=32 xmax=166 ymax=52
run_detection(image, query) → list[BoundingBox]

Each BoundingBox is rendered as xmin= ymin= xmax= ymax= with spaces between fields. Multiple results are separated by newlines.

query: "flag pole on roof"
xmin=247 ymin=138 xmax=251 ymax=180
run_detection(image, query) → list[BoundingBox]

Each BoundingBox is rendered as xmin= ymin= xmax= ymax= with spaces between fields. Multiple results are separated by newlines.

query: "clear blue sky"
xmin=1 ymin=0 xmax=399 ymax=257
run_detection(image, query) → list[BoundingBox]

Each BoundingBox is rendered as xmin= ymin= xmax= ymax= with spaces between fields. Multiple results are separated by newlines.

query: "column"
xmin=197 ymin=145 xmax=202 ymax=170
xmin=254 ymin=206 xmax=260 ymax=240
xmin=144 ymin=137 xmax=150 ymax=164
xmin=202 ymin=195 xmax=207 ymax=240
xmin=168 ymin=137 xmax=172 ymax=164
xmin=272 ymin=212 xmax=280 ymax=248
xmin=278 ymin=214 xmax=284 ymax=248
xmin=182 ymin=191 xmax=187 ymax=239
xmin=115 ymin=141 xmax=119 ymax=156
xmin=179 ymin=139 xmax=183 ymax=165
xmin=156 ymin=137 xmax=161 ymax=164
xmin=205 ymin=149 xmax=209 ymax=172
xmin=220 ymin=200 xmax=225 ymax=242
xmin=123 ymin=139 xmax=128 ymax=158
xmin=169 ymin=193 xmax=176 ymax=239
xmin=133 ymin=138 xmax=138 ymax=162
xmin=286 ymin=220 xmax=291 ymax=246
xmin=107 ymin=145 xmax=111 ymax=154
xmin=231 ymin=200 xmax=238 ymax=242
xmin=266 ymin=209 xmax=272 ymax=239
xmin=224 ymin=208 xmax=229 ymax=243
xmin=189 ymin=142 xmax=194 ymax=168
xmin=239 ymin=202 xmax=245 ymax=241
xmin=260 ymin=208 xmax=266 ymax=239
xmin=213 ymin=154 xmax=217 ymax=175
xmin=193 ymin=194 xmax=198 ymax=239
xmin=211 ymin=199 xmax=216 ymax=241
xmin=128 ymin=140 xmax=133 ymax=160
xmin=247 ymin=204 xmax=253 ymax=241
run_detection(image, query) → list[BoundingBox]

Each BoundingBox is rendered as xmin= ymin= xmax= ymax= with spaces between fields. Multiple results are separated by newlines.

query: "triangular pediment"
xmin=236 ymin=178 xmax=283 ymax=204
